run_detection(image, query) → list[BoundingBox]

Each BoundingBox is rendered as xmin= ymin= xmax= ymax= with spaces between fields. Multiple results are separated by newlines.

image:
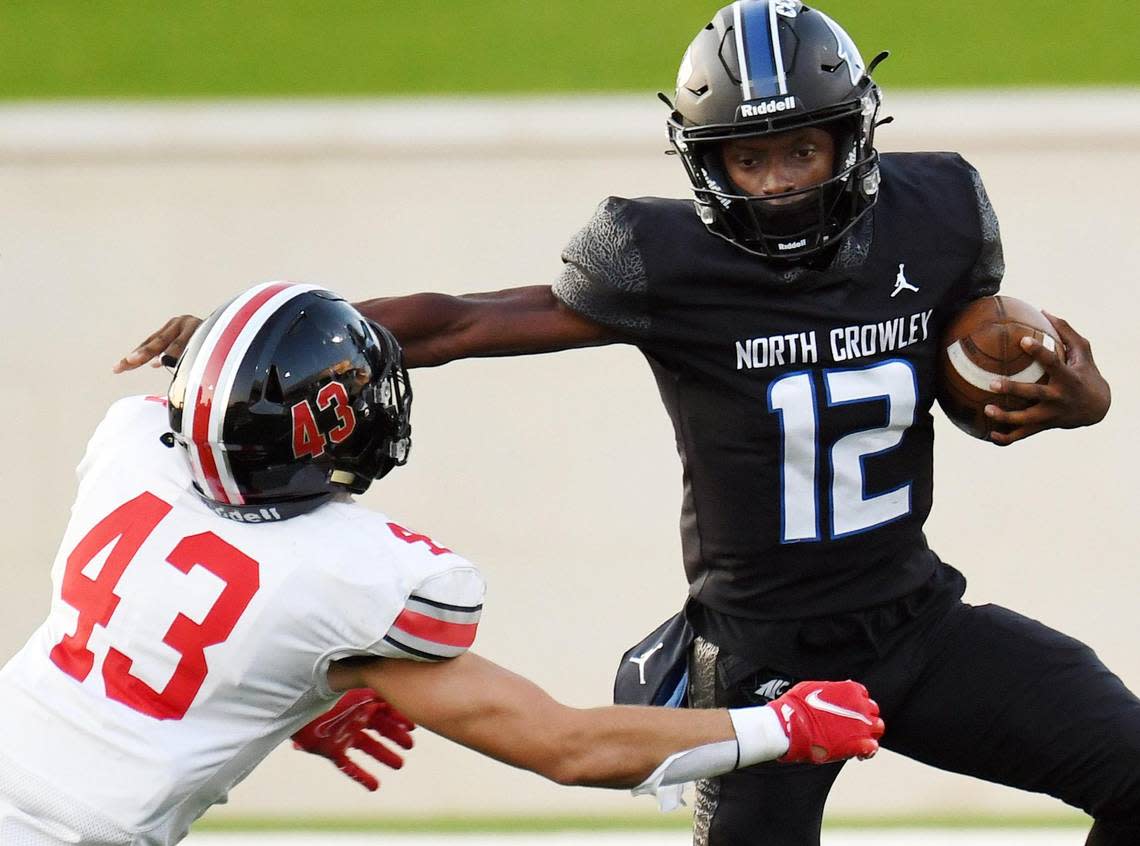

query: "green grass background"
xmin=1 ymin=0 xmax=1136 ymax=100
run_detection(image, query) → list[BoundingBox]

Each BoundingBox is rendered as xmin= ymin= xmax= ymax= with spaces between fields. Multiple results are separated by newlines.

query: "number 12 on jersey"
xmin=768 ymin=359 xmax=917 ymax=543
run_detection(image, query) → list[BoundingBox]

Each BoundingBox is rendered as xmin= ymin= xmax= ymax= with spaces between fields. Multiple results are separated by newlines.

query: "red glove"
xmin=292 ymin=689 xmax=416 ymax=791
xmin=768 ymin=680 xmax=884 ymax=764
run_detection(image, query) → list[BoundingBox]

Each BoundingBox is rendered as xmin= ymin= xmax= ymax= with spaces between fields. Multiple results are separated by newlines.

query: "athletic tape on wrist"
xmin=631 ymin=739 xmax=739 ymax=811
xmin=631 ymin=706 xmax=789 ymax=810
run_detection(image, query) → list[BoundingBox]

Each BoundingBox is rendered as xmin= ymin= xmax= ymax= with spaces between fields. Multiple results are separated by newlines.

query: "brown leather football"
xmin=937 ymin=295 xmax=1065 ymax=440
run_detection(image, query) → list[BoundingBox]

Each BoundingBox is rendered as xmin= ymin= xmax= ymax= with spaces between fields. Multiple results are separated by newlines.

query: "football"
xmin=937 ymin=295 xmax=1064 ymax=440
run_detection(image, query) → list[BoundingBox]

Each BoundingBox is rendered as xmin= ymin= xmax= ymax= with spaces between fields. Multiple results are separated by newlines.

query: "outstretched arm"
xmin=354 ymin=286 xmax=616 ymax=367
xmin=113 ymin=286 xmax=616 ymax=372
xmin=327 ymin=653 xmax=883 ymax=790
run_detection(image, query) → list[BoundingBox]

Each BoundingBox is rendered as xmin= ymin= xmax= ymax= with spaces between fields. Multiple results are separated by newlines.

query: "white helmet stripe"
xmin=182 ymin=281 xmax=321 ymax=504
xmin=733 ymin=1 xmax=751 ymax=100
xmin=208 ymin=283 xmax=323 ymax=504
xmin=180 ymin=291 xmax=266 ymax=501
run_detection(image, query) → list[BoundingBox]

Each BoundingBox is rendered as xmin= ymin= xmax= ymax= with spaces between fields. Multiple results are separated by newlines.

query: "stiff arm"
xmin=355 ymin=286 xmax=617 ymax=367
xmin=114 ymin=286 xmax=616 ymax=373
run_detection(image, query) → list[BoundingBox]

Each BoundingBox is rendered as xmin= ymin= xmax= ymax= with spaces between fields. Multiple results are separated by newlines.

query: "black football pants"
xmin=689 ymin=596 xmax=1140 ymax=846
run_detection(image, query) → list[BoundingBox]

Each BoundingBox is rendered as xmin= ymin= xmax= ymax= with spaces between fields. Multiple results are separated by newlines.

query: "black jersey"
xmin=554 ymin=153 xmax=1003 ymax=620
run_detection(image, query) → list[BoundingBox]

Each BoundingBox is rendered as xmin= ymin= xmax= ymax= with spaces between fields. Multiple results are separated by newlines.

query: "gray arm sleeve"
xmin=966 ymin=164 xmax=1005 ymax=298
xmin=553 ymin=197 xmax=651 ymax=338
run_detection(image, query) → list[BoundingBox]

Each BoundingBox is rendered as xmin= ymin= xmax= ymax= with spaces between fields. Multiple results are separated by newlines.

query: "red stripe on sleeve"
xmin=393 ymin=608 xmax=478 ymax=648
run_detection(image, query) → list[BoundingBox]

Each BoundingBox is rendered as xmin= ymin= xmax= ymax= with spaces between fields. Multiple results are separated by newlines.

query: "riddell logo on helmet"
xmin=214 ymin=505 xmax=284 ymax=523
xmin=738 ymin=96 xmax=798 ymax=119
xmin=778 ymin=238 xmax=809 ymax=251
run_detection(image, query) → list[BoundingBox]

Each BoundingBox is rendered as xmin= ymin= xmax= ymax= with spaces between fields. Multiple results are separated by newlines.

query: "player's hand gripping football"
xmin=768 ymin=680 xmax=884 ymax=764
xmin=984 ymin=311 xmax=1111 ymax=446
xmin=113 ymin=314 xmax=203 ymax=373
xmin=291 ymin=689 xmax=416 ymax=791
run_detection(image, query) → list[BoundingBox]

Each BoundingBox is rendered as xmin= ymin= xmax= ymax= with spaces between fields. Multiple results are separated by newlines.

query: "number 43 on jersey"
xmin=49 ymin=492 xmax=260 ymax=721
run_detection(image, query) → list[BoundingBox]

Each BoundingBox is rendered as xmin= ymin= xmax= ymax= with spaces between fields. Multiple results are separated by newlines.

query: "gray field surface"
xmin=184 ymin=830 xmax=1084 ymax=845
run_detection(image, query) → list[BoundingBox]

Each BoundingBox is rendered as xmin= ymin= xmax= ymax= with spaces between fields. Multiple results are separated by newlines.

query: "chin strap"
xmin=630 ymin=707 xmax=789 ymax=811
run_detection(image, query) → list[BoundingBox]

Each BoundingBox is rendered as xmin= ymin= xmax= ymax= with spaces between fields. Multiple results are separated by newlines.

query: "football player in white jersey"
xmin=0 ymin=283 xmax=883 ymax=845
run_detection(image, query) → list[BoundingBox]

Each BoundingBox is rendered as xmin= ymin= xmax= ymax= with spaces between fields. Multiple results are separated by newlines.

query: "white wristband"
xmin=729 ymin=705 xmax=789 ymax=767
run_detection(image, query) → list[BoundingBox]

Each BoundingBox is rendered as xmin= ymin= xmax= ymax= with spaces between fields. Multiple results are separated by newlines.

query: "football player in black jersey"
xmin=118 ymin=2 xmax=1133 ymax=844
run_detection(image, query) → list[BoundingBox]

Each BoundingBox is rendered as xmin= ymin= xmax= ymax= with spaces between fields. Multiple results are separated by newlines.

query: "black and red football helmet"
xmin=167 ymin=283 xmax=411 ymax=519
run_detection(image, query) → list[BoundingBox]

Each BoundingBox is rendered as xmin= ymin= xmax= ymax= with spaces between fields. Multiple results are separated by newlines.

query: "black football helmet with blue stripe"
xmin=667 ymin=0 xmax=885 ymax=261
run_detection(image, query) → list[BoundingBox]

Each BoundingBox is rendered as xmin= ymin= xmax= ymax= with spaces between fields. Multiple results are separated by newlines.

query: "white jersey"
xmin=0 ymin=396 xmax=484 ymax=845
